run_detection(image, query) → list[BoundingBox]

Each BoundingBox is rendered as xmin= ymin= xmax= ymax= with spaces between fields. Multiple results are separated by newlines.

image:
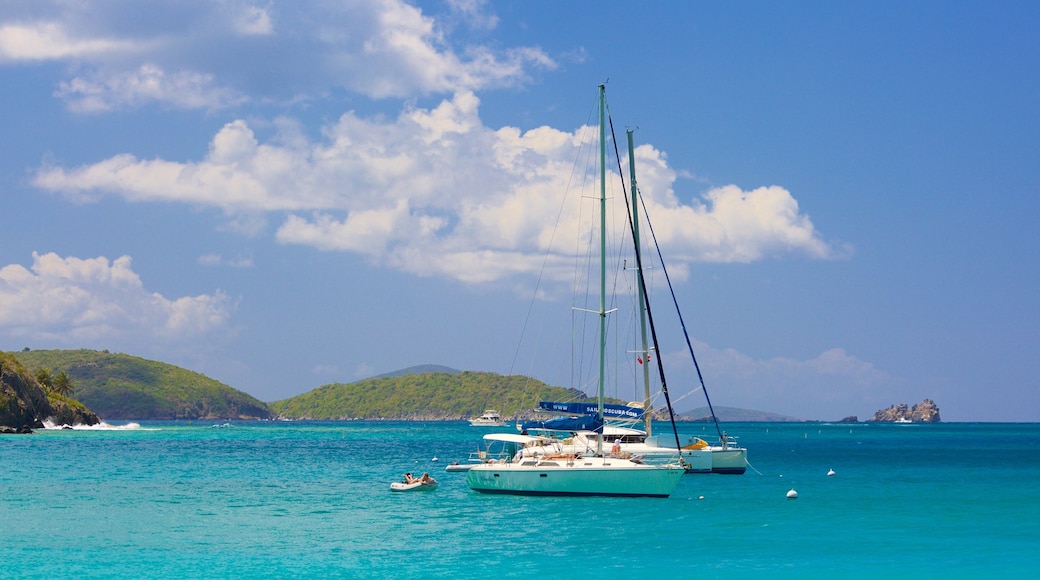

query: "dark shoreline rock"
xmin=869 ymin=399 xmax=941 ymax=423
xmin=2 ymin=352 xmax=101 ymax=432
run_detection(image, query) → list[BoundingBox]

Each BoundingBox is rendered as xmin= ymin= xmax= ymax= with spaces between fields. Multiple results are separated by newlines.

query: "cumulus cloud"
xmin=57 ymin=64 xmax=247 ymax=112
xmin=0 ymin=0 xmax=552 ymax=110
xmin=34 ymin=91 xmax=840 ymax=286
xmin=0 ymin=252 xmax=233 ymax=347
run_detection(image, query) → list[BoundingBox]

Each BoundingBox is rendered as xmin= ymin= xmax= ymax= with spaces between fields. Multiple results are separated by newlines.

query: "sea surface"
xmin=2 ymin=421 xmax=1038 ymax=578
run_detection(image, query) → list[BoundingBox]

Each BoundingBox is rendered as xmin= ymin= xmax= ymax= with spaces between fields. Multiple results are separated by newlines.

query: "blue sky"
xmin=1 ymin=1 xmax=1037 ymax=421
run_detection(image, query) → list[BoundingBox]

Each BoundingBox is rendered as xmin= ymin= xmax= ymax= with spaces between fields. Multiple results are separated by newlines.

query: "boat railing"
xmin=466 ymin=448 xmax=512 ymax=464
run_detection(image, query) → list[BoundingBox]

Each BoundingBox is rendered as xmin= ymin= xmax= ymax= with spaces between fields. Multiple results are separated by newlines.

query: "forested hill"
xmin=13 ymin=349 xmax=273 ymax=420
xmin=269 ymin=371 xmax=588 ymax=420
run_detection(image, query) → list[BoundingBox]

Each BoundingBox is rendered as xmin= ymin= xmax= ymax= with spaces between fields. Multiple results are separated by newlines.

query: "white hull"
xmin=466 ymin=458 xmax=684 ymax=497
xmin=470 ymin=410 xmax=507 ymax=427
xmin=519 ymin=429 xmax=745 ymax=474
xmin=544 ymin=432 xmax=714 ymax=473
xmin=445 ymin=463 xmax=475 ymax=472
xmin=708 ymin=447 xmax=747 ymax=474
xmin=390 ymin=481 xmax=438 ymax=492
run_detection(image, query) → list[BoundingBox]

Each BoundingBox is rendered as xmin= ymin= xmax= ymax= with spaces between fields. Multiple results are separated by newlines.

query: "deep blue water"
xmin=2 ymin=421 xmax=1038 ymax=578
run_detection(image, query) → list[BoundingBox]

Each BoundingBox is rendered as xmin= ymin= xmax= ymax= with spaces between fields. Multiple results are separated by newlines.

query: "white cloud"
xmin=0 ymin=21 xmax=138 ymax=61
xmin=1 ymin=1 xmax=553 ymax=110
xmin=56 ymin=64 xmax=246 ymax=112
xmin=445 ymin=0 xmax=500 ymax=31
xmin=34 ymin=91 xmax=840 ymax=286
xmin=233 ymin=5 xmax=273 ymax=36
xmin=198 ymin=254 xmax=254 ymax=268
xmin=0 ymin=252 xmax=233 ymax=347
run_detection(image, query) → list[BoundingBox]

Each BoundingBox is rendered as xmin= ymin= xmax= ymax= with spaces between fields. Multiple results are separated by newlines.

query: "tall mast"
xmin=627 ymin=129 xmax=653 ymax=436
xmin=596 ymin=84 xmax=607 ymax=457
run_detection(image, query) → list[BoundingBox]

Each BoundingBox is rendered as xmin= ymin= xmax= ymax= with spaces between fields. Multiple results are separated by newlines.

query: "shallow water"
xmin=2 ymin=421 xmax=1037 ymax=578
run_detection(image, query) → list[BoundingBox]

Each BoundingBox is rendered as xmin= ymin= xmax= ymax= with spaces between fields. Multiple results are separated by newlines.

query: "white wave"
xmin=41 ymin=419 xmax=154 ymax=431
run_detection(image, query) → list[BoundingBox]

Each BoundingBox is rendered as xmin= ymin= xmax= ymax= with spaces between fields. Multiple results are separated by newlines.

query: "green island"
xmin=2 ymin=349 xmax=936 ymax=430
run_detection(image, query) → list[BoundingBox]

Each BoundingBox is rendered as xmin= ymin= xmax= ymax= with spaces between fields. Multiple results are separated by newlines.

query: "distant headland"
xmin=3 ymin=349 xmax=942 ymax=428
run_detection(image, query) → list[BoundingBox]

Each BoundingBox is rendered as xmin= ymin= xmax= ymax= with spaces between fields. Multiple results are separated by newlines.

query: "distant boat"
xmin=466 ymin=85 xmax=686 ymax=498
xmin=895 ymin=417 xmax=913 ymax=424
xmin=469 ymin=409 xmax=507 ymax=427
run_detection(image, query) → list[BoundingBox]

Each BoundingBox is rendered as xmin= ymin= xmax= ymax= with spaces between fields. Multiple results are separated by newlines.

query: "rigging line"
xmin=607 ymin=113 xmax=683 ymax=453
xmin=637 ymin=188 xmax=725 ymax=442
xmin=508 ymin=91 xmax=602 ymax=416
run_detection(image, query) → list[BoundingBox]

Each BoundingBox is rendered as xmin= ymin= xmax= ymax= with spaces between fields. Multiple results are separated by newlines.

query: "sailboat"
xmin=623 ymin=123 xmax=747 ymax=475
xmin=512 ymin=128 xmax=747 ymax=475
xmin=466 ymin=85 xmax=686 ymax=497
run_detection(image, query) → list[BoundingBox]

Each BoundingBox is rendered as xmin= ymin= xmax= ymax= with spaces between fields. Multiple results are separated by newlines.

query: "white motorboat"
xmin=469 ymin=410 xmax=507 ymax=427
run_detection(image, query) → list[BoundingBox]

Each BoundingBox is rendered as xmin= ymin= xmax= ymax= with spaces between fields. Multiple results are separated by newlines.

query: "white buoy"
xmin=786 ymin=489 xmax=798 ymax=499
xmin=431 ymin=456 xmax=439 ymax=462
xmin=827 ymin=469 xmax=836 ymax=476
xmin=698 ymin=495 xmax=705 ymax=500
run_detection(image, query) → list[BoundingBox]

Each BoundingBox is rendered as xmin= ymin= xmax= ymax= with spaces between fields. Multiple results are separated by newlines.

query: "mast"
xmin=627 ymin=129 xmax=653 ymax=437
xmin=609 ymin=111 xmax=685 ymax=456
xmin=596 ymin=83 xmax=607 ymax=458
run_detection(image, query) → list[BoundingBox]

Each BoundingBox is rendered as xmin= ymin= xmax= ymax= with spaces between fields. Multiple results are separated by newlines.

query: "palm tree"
xmin=35 ymin=368 xmax=53 ymax=391
xmin=53 ymin=370 xmax=75 ymax=398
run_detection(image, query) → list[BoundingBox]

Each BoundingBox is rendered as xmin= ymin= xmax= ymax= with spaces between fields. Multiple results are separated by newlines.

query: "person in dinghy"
xmin=401 ymin=472 xmax=436 ymax=485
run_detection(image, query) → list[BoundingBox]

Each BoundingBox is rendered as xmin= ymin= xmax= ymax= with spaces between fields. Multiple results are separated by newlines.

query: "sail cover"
xmin=536 ymin=401 xmax=644 ymax=420
xmin=519 ymin=414 xmax=603 ymax=433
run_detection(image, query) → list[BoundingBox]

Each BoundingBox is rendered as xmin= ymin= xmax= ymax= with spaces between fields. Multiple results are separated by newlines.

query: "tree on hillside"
xmin=52 ymin=370 xmax=75 ymax=398
xmin=35 ymin=368 xmax=53 ymax=391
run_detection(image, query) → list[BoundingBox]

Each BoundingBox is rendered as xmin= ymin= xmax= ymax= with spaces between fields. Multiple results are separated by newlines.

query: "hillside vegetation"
xmin=270 ymin=370 xmax=590 ymax=420
xmin=1 ymin=351 xmax=100 ymax=430
xmin=9 ymin=349 xmax=804 ymax=423
xmin=13 ymin=349 xmax=273 ymax=420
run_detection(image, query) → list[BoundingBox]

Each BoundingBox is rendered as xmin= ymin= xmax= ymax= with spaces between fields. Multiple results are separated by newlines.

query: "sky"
xmin=1 ymin=1 xmax=1038 ymax=422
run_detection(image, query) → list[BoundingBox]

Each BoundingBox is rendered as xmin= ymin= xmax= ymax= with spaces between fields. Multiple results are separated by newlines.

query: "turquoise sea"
xmin=2 ymin=421 xmax=1038 ymax=578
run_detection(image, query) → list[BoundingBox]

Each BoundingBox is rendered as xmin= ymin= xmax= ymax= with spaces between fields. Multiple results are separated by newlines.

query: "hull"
xmin=445 ymin=463 xmax=475 ymax=472
xmin=536 ymin=432 xmax=715 ymax=473
xmin=470 ymin=410 xmax=507 ymax=427
xmin=589 ymin=444 xmax=713 ymax=473
xmin=710 ymin=448 xmax=747 ymax=474
xmin=469 ymin=420 xmax=507 ymax=427
xmin=390 ymin=481 xmax=438 ymax=492
xmin=466 ymin=459 xmax=684 ymax=497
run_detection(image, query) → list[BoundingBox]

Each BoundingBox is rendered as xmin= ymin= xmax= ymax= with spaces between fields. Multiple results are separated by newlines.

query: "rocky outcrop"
xmin=1 ymin=357 xmax=49 ymax=432
xmin=1 ymin=353 xmax=100 ymax=432
xmin=47 ymin=397 xmax=101 ymax=427
xmin=870 ymin=399 xmax=941 ymax=423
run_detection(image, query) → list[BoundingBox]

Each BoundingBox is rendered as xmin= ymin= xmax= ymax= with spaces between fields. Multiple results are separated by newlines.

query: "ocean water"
xmin=2 ymin=421 xmax=1038 ymax=578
